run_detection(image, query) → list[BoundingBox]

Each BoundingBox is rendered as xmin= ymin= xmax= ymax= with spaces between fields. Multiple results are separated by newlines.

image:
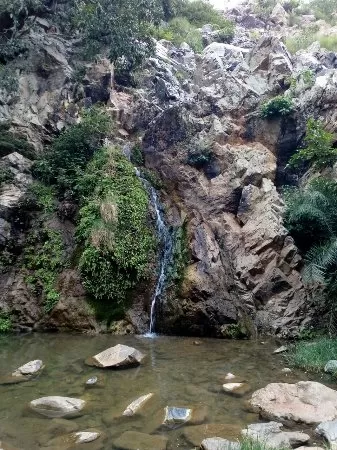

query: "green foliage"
xmin=77 ymin=147 xmax=156 ymax=309
xmin=289 ymin=118 xmax=337 ymax=170
xmin=0 ymin=65 xmax=18 ymax=94
xmin=167 ymin=223 xmax=189 ymax=289
xmin=187 ymin=145 xmax=214 ymax=169
xmin=260 ymin=95 xmax=294 ymax=119
xmin=0 ymin=313 xmax=11 ymax=333
xmin=155 ymin=17 xmax=203 ymax=52
xmin=213 ymin=27 xmax=235 ymax=44
xmin=28 ymin=182 xmax=56 ymax=215
xmin=34 ymin=108 xmax=110 ymax=196
xmin=142 ymin=168 xmax=163 ymax=190
xmin=72 ymin=0 xmax=158 ymax=71
xmin=285 ymin=27 xmax=337 ymax=54
xmin=287 ymin=338 xmax=337 ymax=374
xmin=130 ymin=145 xmax=144 ymax=167
xmin=254 ymin=0 xmax=277 ymax=18
xmin=240 ymin=437 xmax=290 ymax=450
xmin=175 ymin=0 xmax=233 ymax=29
xmin=0 ymin=166 xmax=14 ymax=186
xmin=0 ymin=123 xmax=35 ymax=158
xmin=23 ymin=227 xmax=65 ymax=313
xmin=309 ymin=0 xmax=337 ymax=23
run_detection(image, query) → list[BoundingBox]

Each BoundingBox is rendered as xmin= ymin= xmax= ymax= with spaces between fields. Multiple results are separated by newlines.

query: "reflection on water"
xmin=0 ymin=334 xmax=319 ymax=449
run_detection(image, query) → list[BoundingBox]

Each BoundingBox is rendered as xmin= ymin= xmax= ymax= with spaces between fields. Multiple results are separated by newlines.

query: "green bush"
xmin=0 ymin=123 xmax=35 ymax=159
xmin=287 ymin=338 xmax=337 ymax=374
xmin=0 ymin=313 xmax=12 ymax=333
xmin=187 ymin=146 xmax=214 ymax=169
xmin=155 ymin=17 xmax=203 ymax=52
xmin=33 ymin=108 xmax=110 ymax=196
xmin=260 ymin=95 xmax=294 ymax=118
xmin=28 ymin=182 xmax=56 ymax=215
xmin=176 ymin=0 xmax=233 ymax=29
xmin=24 ymin=227 xmax=66 ymax=313
xmin=310 ymin=0 xmax=337 ymax=23
xmin=0 ymin=167 xmax=14 ymax=186
xmin=289 ymin=118 xmax=337 ymax=170
xmin=167 ymin=223 xmax=189 ymax=290
xmin=77 ymin=147 xmax=156 ymax=309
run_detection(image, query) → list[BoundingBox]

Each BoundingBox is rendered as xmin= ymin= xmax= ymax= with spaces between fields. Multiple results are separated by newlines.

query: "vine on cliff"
xmin=77 ymin=147 xmax=156 ymax=311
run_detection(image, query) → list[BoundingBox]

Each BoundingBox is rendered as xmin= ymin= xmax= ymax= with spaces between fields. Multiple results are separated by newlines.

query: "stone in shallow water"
xmin=325 ymin=360 xmax=337 ymax=374
xmin=316 ymin=419 xmax=337 ymax=445
xmin=201 ymin=438 xmax=240 ymax=450
xmin=123 ymin=393 xmax=154 ymax=416
xmin=113 ymin=431 xmax=168 ymax=450
xmin=273 ymin=346 xmax=288 ymax=354
xmin=12 ymin=360 xmax=44 ymax=377
xmin=250 ymin=381 xmax=337 ymax=424
xmin=223 ymin=383 xmax=251 ymax=396
xmin=85 ymin=344 xmax=145 ymax=369
xmin=242 ymin=422 xmax=310 ymax=447
xmin=85 ymin=376 xmax=98 ymax=386
xmin=30 ymin=396 xmax=86 ymax=418
xmin=183 ymin=424 xmax=242 ymax=446
xmin=163 ymin=406 xmax=192 ymax=426
xmin=73 ymin=431 xmax=100 ymax=444
xmin=225 ymin=373 xmax=236 ymax=380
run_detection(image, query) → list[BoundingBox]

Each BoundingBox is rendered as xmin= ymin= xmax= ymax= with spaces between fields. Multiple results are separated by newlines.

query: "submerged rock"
xmin=123 ymin=393 xmax=154 ymax=416
xmin=30 ymin=396 xmax=86 ymax=418
xmin=183 ymin=424 xmax=241 ymax=446
xmin=113 ymin=431 xmax=168 ymax=450
xmin=12 ymin=360 xmax=44 ymax=377
xmin=242 ymin=421 xmax=310 ymax=447
xmin=250 ymin=382 xmax=337 ymax=424
xmin=85 ymin=344 xmax=145 ymax=369
xmin=201 ymin=438 xmax=240 ymax=450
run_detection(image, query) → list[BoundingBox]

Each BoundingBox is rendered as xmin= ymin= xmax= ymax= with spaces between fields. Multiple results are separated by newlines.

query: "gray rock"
xmin=201 ymin=438 xmax=240 ymax=450
xmin=223 ymin=382 xmax=251 ymax=396
xmin=73 ymin=431 xmax=100 ymax=444
xmin=324 ymin=361 xmax=337 ymax=374
xmin=12 ymin=360 xmax=44 ymax=377
xmin=123 ymin=393 xmax=154 ymax=416
xmin=242 ymin=422 xmax=310 ymax=447
xmin=163 ymin=406 xmax=192 ymax=426
xmin=30 ymin=396 xmax=86 ymax=418
xmin=250 ymin=382 xmax=337 ymax=424
xmin=85 ymin=344 xmax=145 ymax=369
xmin=273 ymin=346 xmax=288 ymax=354
xmin=85 ymin=376 xmax=98 ymax=386
xmin=316 ymin=420 xmax=337 ymax=445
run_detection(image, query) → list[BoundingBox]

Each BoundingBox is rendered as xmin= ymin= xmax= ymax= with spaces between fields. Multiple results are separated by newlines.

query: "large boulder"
xmin=250 ymin=382 xmax=337 ymax=424
xmin=85 ymin=344 xmax=145 ymax=369
xmin=29 ymin=396 xmax=86 ymax=418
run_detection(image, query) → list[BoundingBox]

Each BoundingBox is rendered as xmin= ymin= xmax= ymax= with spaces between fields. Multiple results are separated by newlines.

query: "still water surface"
xmin=0 ymin=334 xmax=325 ymax=449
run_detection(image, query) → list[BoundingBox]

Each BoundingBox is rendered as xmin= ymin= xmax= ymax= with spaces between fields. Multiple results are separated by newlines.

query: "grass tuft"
xmin=287 ymin=338 xmax=337 ymax=374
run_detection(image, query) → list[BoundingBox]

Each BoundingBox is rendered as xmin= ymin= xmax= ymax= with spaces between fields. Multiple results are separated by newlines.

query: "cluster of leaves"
xmin=284 ymin=178 xmax=337 ymax=331
xmin=33 ymin=107 xmax=110 ymax=198
xmin=289 ymin=118 xmax=337 ymax=170
xmin=77 ymin=147 xmax=156 ymax=311
xmin=0 ymin=313 xmax=11 ymax=332
xmin=23 ymin=226 xmax=66 ymax=312
xmin=27 ymin=182 xmax=57 ymax=215
xmin=187 ymin=145 xmax=214 ymax=169
xmin=260 ymin=95 xmax=294 ymax=119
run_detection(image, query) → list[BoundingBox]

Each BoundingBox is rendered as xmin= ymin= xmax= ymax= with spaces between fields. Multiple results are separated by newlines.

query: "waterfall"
xmin=135 ymin=169 xmax=174 ymax=334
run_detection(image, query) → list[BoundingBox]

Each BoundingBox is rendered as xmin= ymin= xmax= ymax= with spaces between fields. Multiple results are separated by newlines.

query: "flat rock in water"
xmin=163 ymin=406 xmax=192 ymax=426
xmin=250 ymin=381 xmax=337 ymax=424
xmin=316 ymin=419 xmax=337 ymax=445
xmin=30 ymin=396 xmax=86 ymax=418
xmin=123 ymin=393 xmax=154 ymax=416
xmin=201 ymin=438 xmax=240 ymax=450
xmin=12 ymin=360 xmax=44 ymax=377
xmin=223 ymin=383 xmax=251 ymax=396
xmin=325 ymin=361 xmax=337 ymax=374
xmin=113 ymin=431 xmax=168 ymax=450
xmin=242 ymin=421 xmax=310 ymax=447
xmin=183 ymin=424 xmax=242 ymax=446
xmin=273 ymin=346 xmax=288 ymax=354
xmin=73 ymin=431 xmax=100 ymax=444
xmin=85 ymin=344 xmax=145 ymax=369
xmin=44 ymin=429 xmax=101 ymax=448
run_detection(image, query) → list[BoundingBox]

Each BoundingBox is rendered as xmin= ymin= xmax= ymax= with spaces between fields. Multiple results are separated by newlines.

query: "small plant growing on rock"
xmin=187 ymin=146 xmax=214 ymax=169
xmin=260 ymin=95 xmax=294 ymax=119
xmin=0 ymin=313 xmax=12 ymax=333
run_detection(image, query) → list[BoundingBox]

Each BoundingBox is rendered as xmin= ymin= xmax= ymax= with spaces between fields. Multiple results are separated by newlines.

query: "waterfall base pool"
xmin=0 ymin=334 xmax=329 ymax=449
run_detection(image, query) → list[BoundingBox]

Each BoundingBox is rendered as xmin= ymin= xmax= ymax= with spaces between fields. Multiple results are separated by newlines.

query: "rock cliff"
xmin=1 ymin=3 xmax=336 ymax=337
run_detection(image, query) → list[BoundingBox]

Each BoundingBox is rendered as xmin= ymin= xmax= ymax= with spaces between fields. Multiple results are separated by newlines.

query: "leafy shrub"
xmin=213 ymin=27 xmax=235 ymax=44
xmin=130 ymin=145 xmax=144 ymax=166
xmin=0 ymin=123 xmax=35 ymax=158
xmin=260 ymin=95 xmax=294 ymax=118
xmin=289 ymin=118 xmax=337 ymax=170
xmin=28 ymin=182 xmax=57 ymax=215
xmin=187 ymin=146 xmax=214 ymax=169
xmin=309 ymin=0 xmax=337 ymax=23
xmin=34 ymin=107 xmax=110 ymax=196
xmin=155 ymin=17 xmax=203 ymax=52
xmin=176 ymin=0 xmax=234 ymax=29
xmin=24 ymin=227 xmax=66 ymax=312
xmin=77 ymin=147 xmax=156 ymax=309
xmin=0 ymin=167 xmax=14 ymax=186
xmin=0 ymin=313 xmax=11 ymax=333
